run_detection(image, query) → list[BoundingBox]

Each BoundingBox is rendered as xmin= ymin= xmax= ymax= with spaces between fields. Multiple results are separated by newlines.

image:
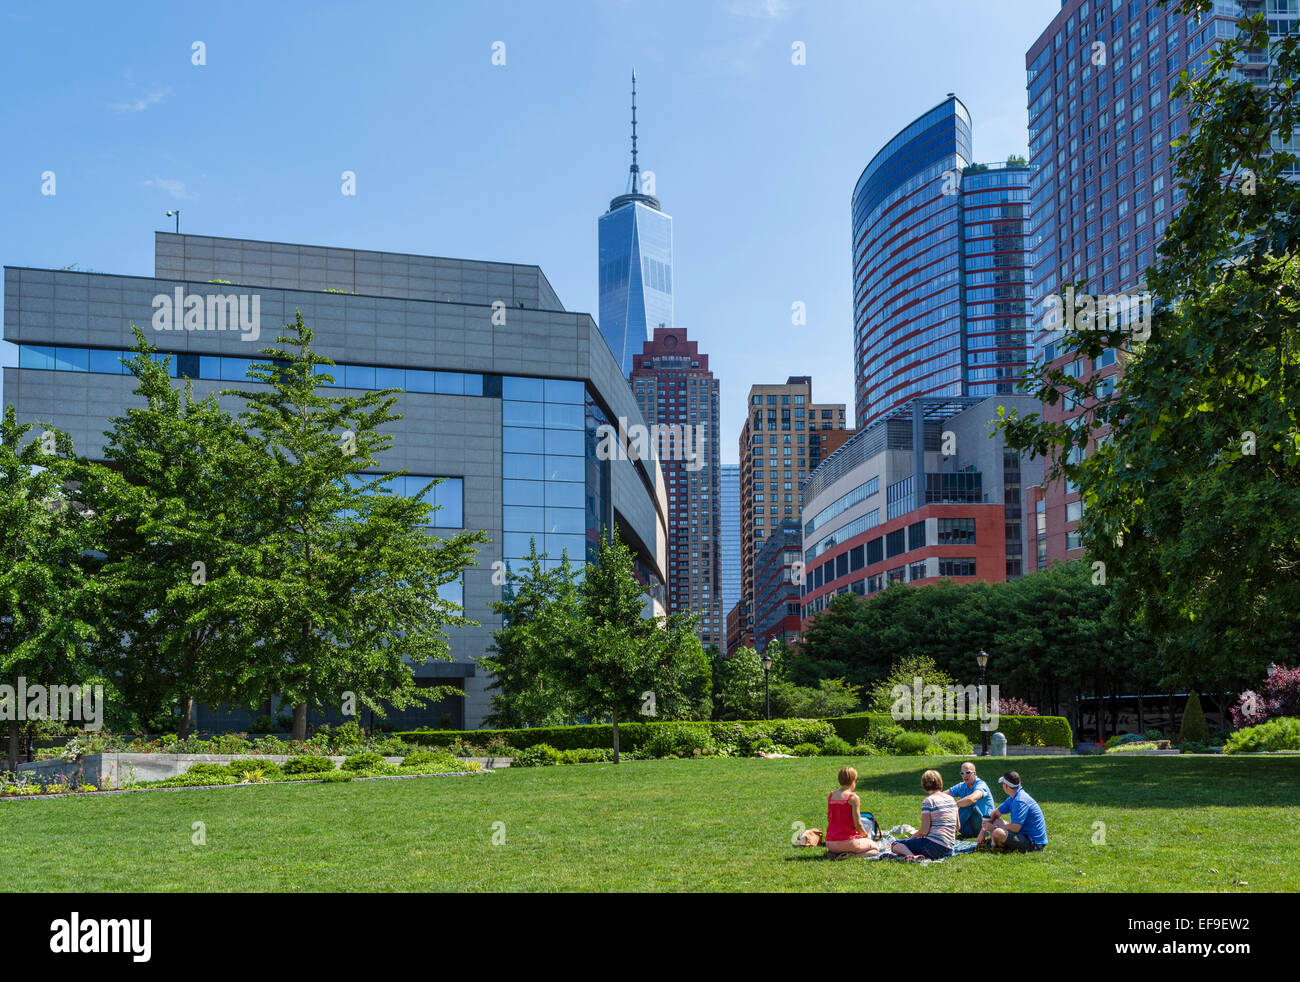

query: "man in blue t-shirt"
xmin=981 ymin=771 xmax=1048 ymax=853
xmin=948 ymin=761 xmax=995 ymax=839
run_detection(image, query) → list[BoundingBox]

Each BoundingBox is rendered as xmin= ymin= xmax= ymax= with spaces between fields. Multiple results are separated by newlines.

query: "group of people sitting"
xmin=825 ymin=763 xmax=1048 ymax=860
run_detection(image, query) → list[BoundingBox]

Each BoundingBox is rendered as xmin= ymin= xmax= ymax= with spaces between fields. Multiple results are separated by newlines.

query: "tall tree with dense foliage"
xmin=74 ymin=335 xmax=253 ymax=736
xmin=225 ymin=313 xmax=486 ymax=739
xmin=791 ymin=562 xmax=1159 ymax=736
xmin=540 ymin=533 xmax=708 ymax=762
xmin=996 ymin=0 xmax=1300 ymax=687
xmin=0 ymin=409 xmax=99 ymax=770
xmin=481 ymin=540 xmax=582 ymax=728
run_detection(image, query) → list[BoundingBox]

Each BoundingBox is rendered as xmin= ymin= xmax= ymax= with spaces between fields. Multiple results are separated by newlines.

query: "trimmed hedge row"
xmin=828 ymin=713 xmax=1073 ymax=748
xmin=395 ymin=713 xmax=1072 ymax=752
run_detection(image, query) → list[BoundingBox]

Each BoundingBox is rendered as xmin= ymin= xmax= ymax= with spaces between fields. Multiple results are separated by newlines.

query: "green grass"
xmin=1 ymin=755 xmax=1296 ymax=891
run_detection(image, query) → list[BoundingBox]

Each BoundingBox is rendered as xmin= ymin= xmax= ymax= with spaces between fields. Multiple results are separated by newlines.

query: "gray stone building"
xmin=2 ymin=232 xmax=668 ymax=729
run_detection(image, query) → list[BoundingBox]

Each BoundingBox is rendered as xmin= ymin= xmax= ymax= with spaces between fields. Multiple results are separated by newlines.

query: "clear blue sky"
xmin=0 ymin=0 xmax=1059 ymax=463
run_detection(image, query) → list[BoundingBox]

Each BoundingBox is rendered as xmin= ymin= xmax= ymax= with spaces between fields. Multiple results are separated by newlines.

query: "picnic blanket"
xmin=823 ymin=837 xmax=980 ymax=864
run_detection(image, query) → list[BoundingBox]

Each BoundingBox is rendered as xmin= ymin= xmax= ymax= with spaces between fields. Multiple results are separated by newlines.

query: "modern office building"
xmin=753 ymin=519 xmax=803 ymax=652
xmin=598 ymin=73 xmax=674 ymax=376
xmin=630 ymin=328 xmax=722 ymax=647
xmin=720 ymin=463 xmax=742 ymax=627
xmin=3 ymin=232 xmax=668 ymax=730
xmin=739 ymin=376 xmax=848 ymax=645
xmin=798 ymin=395 xmax=1043 ymax=628
xmin=1023 ymin=0 xmax=1289 ymax=568
xmin=851 ymin=95 xmax=1033 ymax=430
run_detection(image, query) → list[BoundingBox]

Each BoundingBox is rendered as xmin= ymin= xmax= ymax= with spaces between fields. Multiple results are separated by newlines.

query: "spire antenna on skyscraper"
xmin=629 ymin=70 xmax=640 ymax=194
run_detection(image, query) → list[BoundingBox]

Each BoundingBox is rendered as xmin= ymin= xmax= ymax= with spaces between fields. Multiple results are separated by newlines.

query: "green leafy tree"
xmin=74 ymin=334 xmax=254 ymax=736
xmin=541 ymin=533 xmax=707 ymax=762
xmin=867 ymin=654 xmax=956 ymax=715
xmin=0 ymin=409 xmax=99 ymax=771
xmin=770 ymin=677 xmax=861 ymax=719
xmin=226 ymin=312 xmax=487 ymax=739
xmin=481 ymin=540 xmax=582 ymax=728
xmin=995 ymin=0 xmax=1300 ymax=686
xmin=711 ymin=646 xmax=766 ymax=720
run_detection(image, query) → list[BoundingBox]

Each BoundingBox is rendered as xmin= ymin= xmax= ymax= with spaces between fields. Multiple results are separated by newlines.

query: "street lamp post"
xmin=166 ymin=209 xmax=180 ymax=233
xmin=977 ymin=649 xmax=990 ymax=757
xmin=761 ymin=651 xmax=773 ymax=720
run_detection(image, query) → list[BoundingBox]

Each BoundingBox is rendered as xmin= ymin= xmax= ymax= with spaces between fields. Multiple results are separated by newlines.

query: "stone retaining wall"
xmin=18 ymin=753 xmax=512 ymax=788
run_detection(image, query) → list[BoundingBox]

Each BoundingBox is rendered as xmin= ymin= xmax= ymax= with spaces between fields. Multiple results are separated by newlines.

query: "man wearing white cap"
xmin=976 ymin=770 xmax=1048 ymax=853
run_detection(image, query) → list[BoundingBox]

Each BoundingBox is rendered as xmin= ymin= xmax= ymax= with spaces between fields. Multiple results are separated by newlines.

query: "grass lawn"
xmin=1 ymin=754 xmax=1296 ymax=891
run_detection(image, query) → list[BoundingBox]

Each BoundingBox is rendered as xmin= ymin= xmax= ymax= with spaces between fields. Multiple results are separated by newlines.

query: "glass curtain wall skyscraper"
xmin=720 ymin=463 xmax=742 ymax=621
xmin=851 ymin=95 xmax=1031 ymax=430
xmin=598 ymin=72 xmax=674 ymax=376
xmin=1023 ymin=0 xmax=1289 ymax=569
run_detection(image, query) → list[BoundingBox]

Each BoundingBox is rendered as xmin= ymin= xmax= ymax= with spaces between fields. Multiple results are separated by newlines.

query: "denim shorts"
xmin=897 ymin=836 xmax=953 ymax=859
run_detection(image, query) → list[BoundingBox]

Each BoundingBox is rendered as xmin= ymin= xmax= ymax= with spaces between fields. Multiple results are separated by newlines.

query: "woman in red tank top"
xmin=826 ymin=766 xmax=880 ymax=856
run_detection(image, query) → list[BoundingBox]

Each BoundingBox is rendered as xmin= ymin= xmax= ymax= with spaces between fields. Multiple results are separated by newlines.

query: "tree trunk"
xmin=611 ymin=708 xmax=620 ymax=765
xmin=177 ymin=697 xmax=193 ymax=739
xmin=6 ymin=719 xmax=17 ymax=774
xmin=291 ymin=702 xmax=308 ymax=742
xmin=1137 ymin=693 xmax=1145 ymax=735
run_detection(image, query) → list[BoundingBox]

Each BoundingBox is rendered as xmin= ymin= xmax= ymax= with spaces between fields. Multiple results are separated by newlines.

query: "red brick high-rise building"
xmin=631 ymin=328 xmax=723 ymax=647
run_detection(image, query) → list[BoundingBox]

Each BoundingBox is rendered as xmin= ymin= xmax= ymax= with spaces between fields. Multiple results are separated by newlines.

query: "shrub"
xmin=319 ymin=721 xmax=366 ymax=754
xmin=770 ymin=718 xmax=834 ymax=747
xmin=319 ymin=770 xmax=353 ymax=782
xmin=182 ymin=762 xmax=229 ymax=778
xmin=1180 ymin=741 xmax=1221 ymax=755
xmin=1104 ymin=732 xmax=1146 ymax=748
xmin=482 ymin=736 xmax=520 ymax=757
xmin=641 ymin=723 xmax=715 ymax=759
xmin=1106 ymin=741 xmax=1158 ymax=753
xmin=281 ymin=755 xmax=336 ymax=775
xmin=1223 ymin=717 xmax=1300 ymax=754
xmin=249 ymin=715 xmax=276 ymax=734
xmin=892 ymin=731 xmax=933 ymax=755
xmin=342 ymin=751 xmax=385 ymax=771
xmin=1180 ymin=693 xmax=1209 ymax=744
xmin=930 ymin=730 xmax=973 ymax=755
xmin=1143 ymin=729 xmax=1165 ymax=741
xmin=228 ymin=758 xmax=283 ymax=780
xmin=992 ymin=696 xmax=1039 ymax=716
xmin=790 ymin=743 xmax=822 ymax=757
xmin=513 ymin=744 xmax=561 ymax=767
xmin=153 ymin=772 xmax=240 ymax=788
xmin=371 ymin=736 xmax=418 ymax=757
xmin=401 ymin=751 xmax=439 ymax=767
xmin=557 ymin=748 xmax=613 ymax=764
xmin=1230 ymin=665 xmax=1300 ymax=728
xmin=820 ymin=735 xmax=852 ymax=756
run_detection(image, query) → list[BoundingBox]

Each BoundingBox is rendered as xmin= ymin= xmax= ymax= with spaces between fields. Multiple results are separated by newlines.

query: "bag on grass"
xmin=795 ymin=827 xmax=824 ymax=847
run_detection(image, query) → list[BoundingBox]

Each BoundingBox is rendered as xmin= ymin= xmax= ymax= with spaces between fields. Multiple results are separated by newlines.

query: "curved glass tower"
xmin=598 ymin=73 xmax=674 ymax=376
xmin=852 ymin=96 xmax=972 ymax=428
xmin=851 ymin=95 xmax=1029 ymax=428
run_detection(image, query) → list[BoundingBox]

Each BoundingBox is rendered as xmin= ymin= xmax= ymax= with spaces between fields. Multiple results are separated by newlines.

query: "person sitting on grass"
xmin=825 ymin=766 xmax=881 ymax=857
xmin=890 ymin=769 xmax=957 ymax=861
xmin=977 ymin=770 xmax=1048 ymax=853
xmin=948 ymin=761 xmax=995 ymax=839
